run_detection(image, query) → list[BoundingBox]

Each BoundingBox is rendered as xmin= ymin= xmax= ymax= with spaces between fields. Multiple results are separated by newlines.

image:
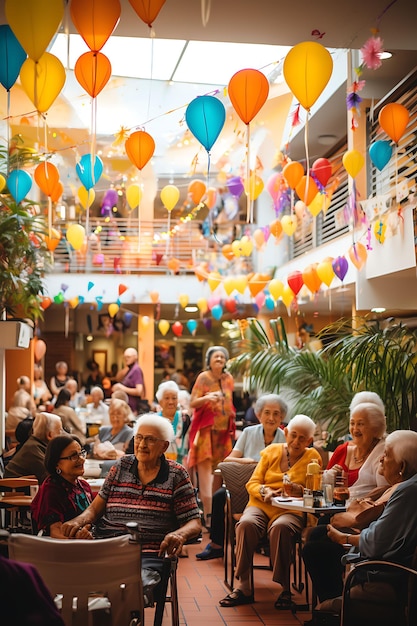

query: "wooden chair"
xmin=8 ymin=533 xmax=144 ymax=626
xmin=0 ymin=476 xmax=38 ymax=531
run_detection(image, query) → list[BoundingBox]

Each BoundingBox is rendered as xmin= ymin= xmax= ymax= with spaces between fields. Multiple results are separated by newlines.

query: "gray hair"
xmin=350 ymin=391 xmax=385 ymax=413
xmin=156 ymin=380 xmax=180 ymax=402
xmin=205 ymin=345 xmax=229 ymax=368
xmin=134 ymin=413 xmax=175 ymax=442
xmin=255 ymin=394 xmax=288 ymax=418
xmin=90 ymin=386 xmax=104 ymax=399
xmin=109 ymin=398 xmax=131 ymax=423
xmin=385 ymin=430 xmax=417 ymax=477
xmin=287 ymin=414 xmax=316 ymax=438
xmin=33 ymin=412 xmax=62 ymax=440
xmin=351 ymin=402 xmax=386 ymax=438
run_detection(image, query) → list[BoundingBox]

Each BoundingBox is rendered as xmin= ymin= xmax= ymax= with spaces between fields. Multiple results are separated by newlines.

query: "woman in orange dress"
xmin=188 ymin=346 xmax=235 ymax=524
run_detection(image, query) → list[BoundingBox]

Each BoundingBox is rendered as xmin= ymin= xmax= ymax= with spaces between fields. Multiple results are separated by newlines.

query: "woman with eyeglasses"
xmin=61 ymin=414 xmax=201 ymax=582
xmin=31 ymin=435 xmax=93 ymax=538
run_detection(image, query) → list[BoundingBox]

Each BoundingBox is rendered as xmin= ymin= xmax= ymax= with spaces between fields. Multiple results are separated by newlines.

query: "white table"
xmin=272 ymin=497 xmax=346 ymax=515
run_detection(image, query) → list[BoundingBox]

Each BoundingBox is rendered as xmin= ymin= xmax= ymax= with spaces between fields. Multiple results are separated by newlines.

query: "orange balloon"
xmin=50 ymin=180 xmax=64 ymax=203
xmin=228 ymin=68 xmax=269 ymax=125
xmin=34 ymin=338 xmax=47 ymax=361
xmin=70 ymin=0 xmax=121 ymax=52
xmin=348 ymin=242 xmax=368 ymax=270
xmin=296 ymin=175 xmax=319 ymax=205
xmin=44 ymin=227 xmax=61 ymax=252
xmin=205 ymin=187 xmax=218 ymax=209
xmin=34 ymin=162 xmax=59 ymax=197
xmin=128 ymin=0 xmax=166 ymax=27
xmin=188 ymin=179 xmax=206 ymax=205
xmin=283 ymin=161 xmax=304 ymax=190
xmin=378 ymin=103 xmax=410 ymax=144
xmin=248 ymin=273 xmax=269 ymax=297
xmin=167 ymin=257 xmax=180 ymax=273
xmin=222 ymin=244 xmax=235 ymax=261
xmin=302 ymin=263 xmax=322 ymax=294
xmin=125 ymin=130 xmax=155 ymax=170
xmin=74 ymin=51 xmax=112 ymax=98
xmin=270 ymin=219 xmax=283 ymax=240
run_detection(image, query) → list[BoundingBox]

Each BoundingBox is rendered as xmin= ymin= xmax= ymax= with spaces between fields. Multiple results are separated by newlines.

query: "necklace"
xmin=353 ymin=439 xmax=377 ymax=464
xmin=286 ymin=445 xmax=303 ymax=468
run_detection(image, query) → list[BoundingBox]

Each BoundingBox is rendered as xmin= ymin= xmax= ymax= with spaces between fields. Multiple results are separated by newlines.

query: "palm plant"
xmin=229 ymin=316 xmax=417 ymax=440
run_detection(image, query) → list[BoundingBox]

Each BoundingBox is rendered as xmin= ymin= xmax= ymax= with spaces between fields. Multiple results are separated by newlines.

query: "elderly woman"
xmin=31 ymin=435 xmax=93 ymax=538
xmin=156 ymin=380 xmax=182 ymax=461
xmin=326 ymin=395 xmax=388 ymax=498
xmin=303 ymin=430 xmax=417 ymax=622
xmin=62 ymin=414 xmax=202 ymax=580
xmin=197 ymin=393 xmax=288 ymax=560
xmin=93 ymin=398 xmax=133 ymax=460
xmin=219 ymin=414 xmax=321 ymax=609
xmin=188 ymin=346 xmax=236 ymax=522
xmin=86 ymin=386 xmax=109 ymax=425
xmin=53 ymin=388 xmax=87 ymax=446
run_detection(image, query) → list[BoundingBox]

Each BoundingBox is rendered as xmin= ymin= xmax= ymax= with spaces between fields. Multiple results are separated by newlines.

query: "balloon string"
xmin=138 ymin=173 xmax=142 ymax=252
xmin=147 ymin=37 xmax=155 ymax=123
xmin=166 ymin=211 xmax=171 ymax=257
xmin=6 ymin=90 xmax=10 ymax=173
xmin=304 ymin=112 xmax=310 ymax=204
xmin=246 ymin=124 xmax=251 ymax=223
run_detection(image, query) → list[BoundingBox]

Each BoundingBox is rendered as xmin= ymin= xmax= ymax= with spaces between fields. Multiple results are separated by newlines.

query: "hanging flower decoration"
xmin=361 ymin=36 xmax=384 ymax=70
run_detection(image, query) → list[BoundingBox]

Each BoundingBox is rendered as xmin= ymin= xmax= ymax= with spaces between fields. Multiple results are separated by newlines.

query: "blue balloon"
xmin=76 ymin=154 xmax=103 ymax=190
xmin=186 ymin=319 xmax=198 ymax=334
xmin=369 ymin=140 xmax=392 ymax=171
xmin=185 ymin=95 xmax=225 ymax=152
xmin=0 ymin=25 xmax=26 ymax=91
xmin=211 ymin=304 xmax=223 ymax=321
xmin=7 ymin=169 xmax=32 ymax=203
xmin=265 ymin=296 xmax=275 ymax=311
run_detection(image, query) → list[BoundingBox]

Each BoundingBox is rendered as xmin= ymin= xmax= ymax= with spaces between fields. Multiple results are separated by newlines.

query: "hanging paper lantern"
xmin=0 ymin=25 xmax=27 ymax=91
xmin=5 ymin=0 xmax=64 ymax=62
xmin=342 ymin=149 xmax=364 ymax=178
xmin=283 ymin=41 xmax=333 ymax=111
xmin=378 ymin=102 xmax=409 ymax=144
xmin=369 ymin=140 xmax=392 ymax=171
xmin=66 ymin=224 xmax=85 ymax=250
xmin=283 ymin=161 xmax=304 ymax=190
xmin=348 ymin=242 xmax=368 ymax=270
xmin=76 ymin=154 xmax=103 ymax=190
xmin=287 ymin=270 xmax=304 ymax=296
xmin=161 ymin=185 xmax=180 ymax=212
xmin=185 ymin=95 xmax=226 ymax=153
xmin=70 ymin=0 xmax=121 ymax=52
xmin=332 ymin=256 xmax=349 ymax=281
xmin=7 ymin=170 xmax=32 ymax=203
xmin=20 ymin=53 xmax=66 ymax=113
xmin=128 ymin=0 xmax=166 ymax=28
xmin=172 ymin=321 xmax=183 ymax=337
xmin=228 ymin=68 xmax=269 ymax=125
xmin=74 ymin=51 xmax=112 ymax=98
xmin=125 ymin=130 xmax=155 ymax=171
xmin=158 ymin=319 xmax=170 ymax=336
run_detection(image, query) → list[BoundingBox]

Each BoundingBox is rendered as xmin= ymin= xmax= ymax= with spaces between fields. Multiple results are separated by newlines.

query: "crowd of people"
xmin=3 ymin=343 xmax=417 ymax=626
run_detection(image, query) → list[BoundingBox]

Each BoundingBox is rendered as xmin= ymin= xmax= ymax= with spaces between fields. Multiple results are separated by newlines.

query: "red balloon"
xmin=228 ymin=69 xmax=269 ymax=125
xmin=40 ymin=296 xmax=52 ymax=310
xmin=172 ymin=321 xmax=183 ymax=337
xmin=34 ymin=162 xmax=59 ymax=197
xmin=287 ymin=270 xmax=304 ymax=296
xmin=71 ymin=0 xmax=121 ymax=52
xmin=225 ymin=298 xmax=237 ymax=313
xmin=125 ymin=131 xmax=155 ymax=170
xmin=311 ymin=158 xmax=332 ymax=187
xmin=128 ymin=0 xmax=166 ymax=27
xmin=75 ymin=51 xmax=112 ymax=98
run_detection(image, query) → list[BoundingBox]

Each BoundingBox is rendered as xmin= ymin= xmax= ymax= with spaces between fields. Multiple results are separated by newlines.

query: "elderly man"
xmin=112 ymin=348 xmax=146 ymax=416
xmin=5 ymin=412 xmax=63 ymax=484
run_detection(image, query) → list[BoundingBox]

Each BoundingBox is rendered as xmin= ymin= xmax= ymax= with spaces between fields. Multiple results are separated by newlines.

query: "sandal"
xmin=274 ymin=590 xmax=295 ymax=611
xmin=219 ymin=589 xmax=254 ymax=607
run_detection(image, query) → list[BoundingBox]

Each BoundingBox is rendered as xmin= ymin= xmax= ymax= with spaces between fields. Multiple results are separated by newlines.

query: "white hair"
xmin=351 ymin=402 xmax=386 ymax=438
xmin=155 ymin=380 xmax=180 ymax=402
xmin=385 ymin=430 xmax=417 ymax=477
xmin=134 ymin=413 xmax=175 ymax=442
xmin=350 ymin=391 xmax=384 ymax=413
xmin=287 ymin=414 xmax=316 ymax=438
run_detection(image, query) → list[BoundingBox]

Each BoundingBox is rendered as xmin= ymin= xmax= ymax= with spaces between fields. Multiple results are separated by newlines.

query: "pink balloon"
xmin=255 ymin=292 xmax=266 ymax=308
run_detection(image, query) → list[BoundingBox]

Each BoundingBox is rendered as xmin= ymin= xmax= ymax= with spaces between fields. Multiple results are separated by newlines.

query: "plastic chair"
xmin=0 ymin=476 xmax=38 ymax=531
xmin=340 ymin=553 xmax=417 ymax=626
xmin=8 ymin=533 xmax=144 ymax=626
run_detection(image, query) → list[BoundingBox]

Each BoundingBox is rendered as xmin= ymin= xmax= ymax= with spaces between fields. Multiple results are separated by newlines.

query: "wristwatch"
xmin=259 ymin=485 xmax=266 ymax=498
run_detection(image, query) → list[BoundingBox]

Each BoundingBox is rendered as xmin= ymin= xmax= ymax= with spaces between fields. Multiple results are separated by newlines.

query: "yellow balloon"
xmin=234 ymin=275 xmax=248 ymax=295
xmin=158 ymin=319 xmax=170 ymax=336
xmin=20 ymin=53 xmax=66 ymax=113
xmin=5 ymin=0 xmax=64 ymax=62
xmin=342 ymin=149 xmax=365 ymax=178
xmin=223 ymin=276 xmax=236 ymax=296
xmin=126 ymin=184 xmax=142 ymax=210
xmin=240 ymin=235 xmax=253 ymax=257
xmin=268 ymin=278 xmax=284 ymax=300
xmin=108 ymin=303 xmax=119 ymax=318
xmin=66 ymin=224 xmax=85 ymax=250
xmin=161 ymin=185 xmax=180 ymax=212
xmin=307 ymin=192 xmax=324 ymax=217
xmin=283 ymin=41 xmax=333 ymax=111
xmin=244 ymin=174 xmax=264 ymax=200
xmin=0 ymin=174 xmax=5 ymax=193
xmin=197 ymin=298 xmax=208 ymax=314
xmin=207 ymin=271 xmax=222 ymax=292
xmin=231 ymin=239 xmax=242 ymax=257
xmin=178 ymin=293 xmax=189 ymax=308
xmin=281 ymin=284 xmax=296 ymax=307
xmin=77 ymin=186 xmax=95 ymax=209
xmin=281 ymin=215 xmax=298 ymax=236
xmin=316 ymin=259 xmax=335 ymax=287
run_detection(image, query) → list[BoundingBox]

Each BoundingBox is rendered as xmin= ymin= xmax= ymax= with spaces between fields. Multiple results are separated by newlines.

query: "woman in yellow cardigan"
xmin=219 ymin=413 xmax=321 ymax=610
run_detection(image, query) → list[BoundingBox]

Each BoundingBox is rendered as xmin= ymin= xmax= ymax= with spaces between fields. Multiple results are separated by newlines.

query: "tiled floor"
xmin=150 ymin=534 xmax=314 ymax=626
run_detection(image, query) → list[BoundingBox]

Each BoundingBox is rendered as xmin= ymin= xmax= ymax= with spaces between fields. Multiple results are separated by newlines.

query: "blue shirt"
xmin=233 ymin=423 xmax=285 ymax=461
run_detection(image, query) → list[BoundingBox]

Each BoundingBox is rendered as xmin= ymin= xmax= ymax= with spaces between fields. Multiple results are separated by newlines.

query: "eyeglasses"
xmin=135 ymin=435 xmax=165 ymax=446
xmin=59 ymin=449 xmax=87 ymax=462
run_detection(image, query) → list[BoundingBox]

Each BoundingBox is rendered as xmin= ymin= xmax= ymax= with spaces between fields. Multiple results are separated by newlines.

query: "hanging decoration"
xmin=228 ymin=68 xmax=269 ymax=223
xmin=332 ymin=256 xmax=349 ymax=282
xmin=74 ymin=51 xmax=112 ymax=98
xmin=369 ymin=140 xmax=392 ymax=171
xmin=66 ymin=224 xmax=85 ymax=251
xmin=0 ymin=25 xmax=27 ymax=91
xmin=70 ymin=0 xmax=121 ymax=52
xmin=7 ymin=170 xmax=32 ymax=204
xmin=128 ymin=0 xmax=166 ymax=30
xmin=20 ymin=53 xmax=66 ymax=113
xmin=348 ymin=242 xmax=368 ymax=270
xmin=343 ymin=149 xmax=365 ymax=227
